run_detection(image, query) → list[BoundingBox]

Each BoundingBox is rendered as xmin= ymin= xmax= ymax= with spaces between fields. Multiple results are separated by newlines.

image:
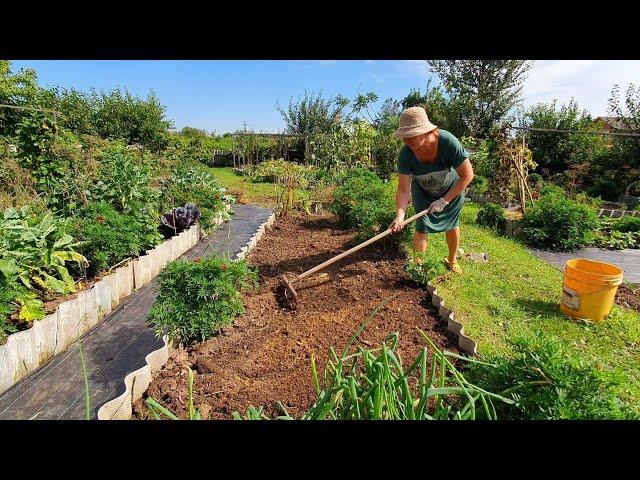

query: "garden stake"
xmin=281 ymin=205 xmax=435 ymax=309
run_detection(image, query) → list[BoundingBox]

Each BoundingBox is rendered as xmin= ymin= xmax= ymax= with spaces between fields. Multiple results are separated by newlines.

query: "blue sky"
xmin=9 ymin=60 xmax=435 ymax=133
xmin=9 ymin=60 xmax=640 ymax=133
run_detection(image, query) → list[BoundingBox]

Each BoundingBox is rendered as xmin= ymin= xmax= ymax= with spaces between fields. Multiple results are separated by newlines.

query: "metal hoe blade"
xmin=280 ymin=274 xmax=298 ymax=309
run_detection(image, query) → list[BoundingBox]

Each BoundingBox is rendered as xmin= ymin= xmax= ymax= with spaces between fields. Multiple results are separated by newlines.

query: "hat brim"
xmin=393 ymin=122 xmax=438 ymax=139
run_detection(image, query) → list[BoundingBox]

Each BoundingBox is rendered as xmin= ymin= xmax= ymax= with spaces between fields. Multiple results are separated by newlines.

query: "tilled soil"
xmin=616 ymin=283 xmax=640 ymax=313
xmin=133 ymin=213 xmax=459 ymax=420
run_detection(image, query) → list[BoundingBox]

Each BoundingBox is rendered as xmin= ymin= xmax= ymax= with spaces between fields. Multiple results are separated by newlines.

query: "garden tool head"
xmin=280 ymin=274 xmax=299 ymax=309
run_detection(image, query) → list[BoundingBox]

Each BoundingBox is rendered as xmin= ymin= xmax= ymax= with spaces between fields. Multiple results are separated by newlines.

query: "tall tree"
xmin=275 ymin=90 xmax=349 ymax=135
xmin=427 ymin=60 xmax=533 ymax=138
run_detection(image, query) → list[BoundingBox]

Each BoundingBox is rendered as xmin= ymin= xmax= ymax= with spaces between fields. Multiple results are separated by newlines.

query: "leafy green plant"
xmin=245 ymin=158 xmax=310 ymax=184
xmin=0 ymin=205 xmax=87 ymax=320
xmin=594 ymin=229 xmax=639 ymax=250
xmin=465 ymin=331 xmax=637 ymax=419
xmin=476 ymin=202 xmax=507 ymax=233
xmin=470 ymin=174 xmax=489 ymax=195
xmin=331 ymin=168 xmax=409 ymax=248
xmin=71 ymin=202 xmax=163 ymax=277
xmin=574 ymin=192 xmax=603 ymax=209
xmin=405 ymin=250 xmax=446 ymax=285
xmin=94 ymin=143 xmax=159 ymax=212
xmin=0 ymin=276 xmax=22 ymax=343
xmin=460 ymin=136 xmax=498 ymax=178
xmin=148 ymin=255 xmax=257 ymax=343
xmin=310 ymin=120 xmax=376 ymax=173
xmin=611 ymin=216 xmax=640 ymax=233
xmin=520 ymin=190 xmax=598 ymax=251
xmin=160 ymin=164 xmax=234 ymax=231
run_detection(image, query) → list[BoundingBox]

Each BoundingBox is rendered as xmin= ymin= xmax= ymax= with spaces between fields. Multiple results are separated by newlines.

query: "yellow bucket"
xmin=560 ymin=259 xmax=624 ymax=321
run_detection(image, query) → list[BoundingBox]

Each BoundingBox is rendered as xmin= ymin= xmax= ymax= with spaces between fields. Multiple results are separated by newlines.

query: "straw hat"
xmin=394 ymin=106 xmax=438 ymax=139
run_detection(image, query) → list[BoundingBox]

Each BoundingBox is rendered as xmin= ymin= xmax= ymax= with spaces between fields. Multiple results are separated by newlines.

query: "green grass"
xmin=418 ymin=202 xmax=640 ymax=409
xmin=207 ymin=167 xmax=281 ymax=208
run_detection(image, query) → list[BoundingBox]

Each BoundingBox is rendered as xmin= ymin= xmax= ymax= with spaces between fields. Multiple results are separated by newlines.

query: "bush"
xmin=612 ymin=216 xmax=640 ymax=233
xmin=148 ymin=255 xmax=257 ymax=343
xmin=539 ymin=184 xmax=566 ymax=197
xmin=331 ymin=168 xmax=410 ymax=248
xmin=476 ymin=203 xmax=507 ymax=233
xmin=520 ymin=190 xmax=598 ymax=250
xmin=246 ymin=159 xmax=310 ymax=185
xmin=466 ymin=331 xmax=636 ymax=420
xmin=71 ymin=202 xmax=163 ymax=277
xmin=470 ymin=175 xmax=489 ymax=195
xmin=586 ymin=178 xmax=621 ymax=201
xmin=94 ymin=143 xmax=160 ymax=213
xmin=160 ymin=164 xmax=234 ymax=231
xmin=528 ymin=172 xmax=543 ymax=191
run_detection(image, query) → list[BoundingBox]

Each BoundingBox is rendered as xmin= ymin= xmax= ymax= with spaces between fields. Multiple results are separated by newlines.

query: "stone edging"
xmin=0 ymin=209 xmax=228 ymax=397
xmin=96 ymin=210 xmax=277 ymax=420
xmin=425 ymin=282 xmax=478 ymax=356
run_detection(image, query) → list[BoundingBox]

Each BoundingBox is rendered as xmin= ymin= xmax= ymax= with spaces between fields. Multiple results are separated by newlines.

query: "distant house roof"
xmin=596 ymin=116 xmax=636 ymax=131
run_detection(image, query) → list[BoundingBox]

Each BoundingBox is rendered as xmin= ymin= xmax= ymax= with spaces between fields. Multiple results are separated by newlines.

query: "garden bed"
xmin=616 ymin=283 xmax=640 ymax=313
xmin=133 ymin=213 xmax=459 ymax=419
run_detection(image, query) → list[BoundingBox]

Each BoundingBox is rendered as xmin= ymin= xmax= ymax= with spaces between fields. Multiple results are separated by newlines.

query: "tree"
xmin=90 ymin=87 xmax=174 ymax=145
xmin=179 ymin=126 xmax=208 ymax=137
xmin=400 ymin=83 xmax=470 ymax=137
xmin=427 ymin=60 xmax=533 ymax=138
xmin=594 ymin=83 xmax=640 ymax=198
xmin=275 ymin=91 xmax=349 ymax=135
xmin=524 ymin=98 xmax=607 ymax=171
xmin=0 ymin=60 xmax=42 ymax=137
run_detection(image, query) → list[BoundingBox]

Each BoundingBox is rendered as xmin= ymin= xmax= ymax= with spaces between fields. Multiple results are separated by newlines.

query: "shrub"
xmin=539 ymin=184 xmax=566 ymax=197
xmin=94 ymin=143 xmax=160 ymax=213
xmin=476 ymin=203 xmax=507 ymax=233
xmin=612 ymin=216 xmax=640 ymax=233
xmin=586 ymin=178 xmax=620 ymax=201
xmin=520 ymin=190 xmax=598 ymax=251
xmin=331 ymin=168 xmax=410 ymax=248
xmin=148 ymin=255 xmax=257 ymax=343
xmin=574 ymin=192 xmax=603 ymax=209
xmin=470 ymin=174 xmax=489 ymax=195
xmin=71 ymin=202 xmax=162 ymax=277
xmin=466 ymin=331 xmax=636 ymax=420
xmin=246 ymin=158 xmax=310 ymax=185
xmin=528 ymin=172 xmax=543 ymax=191
xmin=160 ymin=164 xmax=234 ymax=231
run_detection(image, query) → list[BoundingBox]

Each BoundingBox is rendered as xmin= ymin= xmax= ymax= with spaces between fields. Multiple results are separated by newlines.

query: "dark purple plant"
xmin=160 ymin=203 xmax=201 ymax=237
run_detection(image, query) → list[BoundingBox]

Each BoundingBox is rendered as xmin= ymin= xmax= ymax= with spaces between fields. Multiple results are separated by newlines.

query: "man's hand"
xmin=428 ymin=197 xmax=449 ymax=214
xmin=389 ymin=216 xmax=405 ymax=233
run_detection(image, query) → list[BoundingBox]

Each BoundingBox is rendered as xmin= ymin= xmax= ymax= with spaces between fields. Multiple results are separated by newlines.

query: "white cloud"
xmin=522 ymin=60 xmax=640 ymax=116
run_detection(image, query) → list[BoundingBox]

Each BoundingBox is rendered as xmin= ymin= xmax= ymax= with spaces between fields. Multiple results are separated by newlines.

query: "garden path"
xmin=0 ymin=205 xmax=273 ymax=420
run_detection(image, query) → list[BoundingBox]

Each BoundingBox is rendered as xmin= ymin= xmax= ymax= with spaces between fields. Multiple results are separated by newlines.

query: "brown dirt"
xmin=132 ymin=213 xmax=459 ymax=420
xmin=616 ymin=283 xmax=640 ymax=313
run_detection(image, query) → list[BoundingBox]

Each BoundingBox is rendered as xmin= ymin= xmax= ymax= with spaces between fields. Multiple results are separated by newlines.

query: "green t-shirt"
xmin=397 ymin=129 xmax=469 ymax=204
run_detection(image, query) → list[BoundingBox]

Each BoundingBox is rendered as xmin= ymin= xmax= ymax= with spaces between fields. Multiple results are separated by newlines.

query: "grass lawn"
xmin=208 ymin=167 xmax=281 ymax=208
xmin=419 ymin=202 xmax=640 ymax=409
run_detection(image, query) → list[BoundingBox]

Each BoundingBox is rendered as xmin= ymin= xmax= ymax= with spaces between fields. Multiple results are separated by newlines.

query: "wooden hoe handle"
xmin=294 ymin=206 xmax=433 ymax=283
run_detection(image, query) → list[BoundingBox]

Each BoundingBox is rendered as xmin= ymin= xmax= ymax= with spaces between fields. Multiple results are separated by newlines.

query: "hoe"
xmin=281 ymin=205 xmax=436 ymax=308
